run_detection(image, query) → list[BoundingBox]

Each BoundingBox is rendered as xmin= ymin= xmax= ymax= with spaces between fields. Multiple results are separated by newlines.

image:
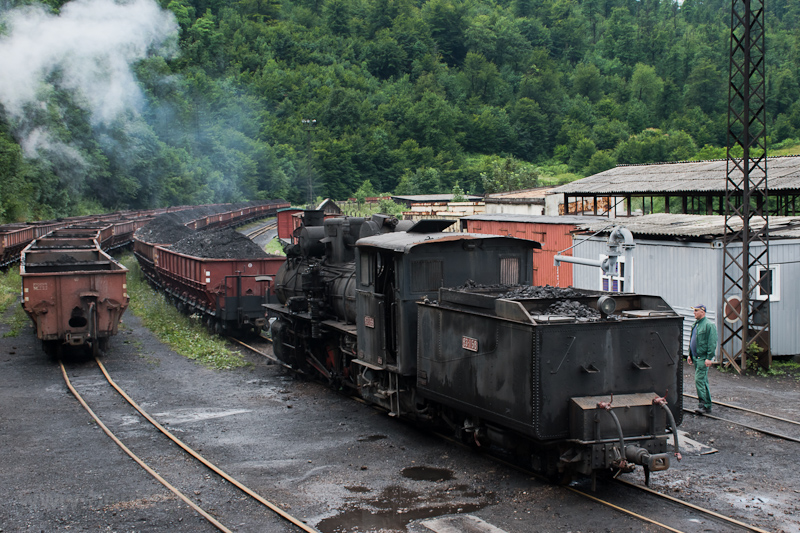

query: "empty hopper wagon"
xmin=20 ymin=236 xmax=129 ymax=357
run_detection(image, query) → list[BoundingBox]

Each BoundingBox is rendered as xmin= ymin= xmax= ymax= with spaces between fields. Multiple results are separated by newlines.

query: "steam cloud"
xmin=0 ymin=0 xmax=178 ymax=158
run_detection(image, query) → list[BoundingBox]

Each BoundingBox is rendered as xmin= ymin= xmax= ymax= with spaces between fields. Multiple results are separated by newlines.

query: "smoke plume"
xmin=0 ymin=0 xmax=178 ymax=158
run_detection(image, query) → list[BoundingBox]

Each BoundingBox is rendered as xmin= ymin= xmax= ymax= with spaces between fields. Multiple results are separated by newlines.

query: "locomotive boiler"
xmin=266 ymin=212 xmax=684 ymax=483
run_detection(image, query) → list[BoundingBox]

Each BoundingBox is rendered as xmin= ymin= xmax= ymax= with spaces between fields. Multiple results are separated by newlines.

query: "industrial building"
xmin=545 ymin=156 xmax=800 ymax=217
xmin=569 ymin=214 xmax=800 ymax=358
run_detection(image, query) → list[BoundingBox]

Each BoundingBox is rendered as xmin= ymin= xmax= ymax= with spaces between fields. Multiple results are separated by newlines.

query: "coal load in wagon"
xmin=135 ymin=214 xmax=195 ymax=244
xmin=169 ymin=227 xmax=269 ymax=259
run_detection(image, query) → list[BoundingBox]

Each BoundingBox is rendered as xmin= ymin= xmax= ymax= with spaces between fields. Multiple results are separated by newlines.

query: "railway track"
xmin=684 ymin=392 xmax=800 ymax=444
xmin=244 ymin=220 xmax=278 ymax=241
xmin=576 ymin=476 xmax=772 ymax=533
xmin=59 ymin=356 xmax=319 ymax=533
xmin=228 ymin=337 xmax=770 ymax=533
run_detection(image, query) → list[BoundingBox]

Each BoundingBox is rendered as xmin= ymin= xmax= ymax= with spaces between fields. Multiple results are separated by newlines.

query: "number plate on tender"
xmin=462 ymin=336 xmax=478 ymax=352
xmin=33 ymin=283 xmax=48 ymax=291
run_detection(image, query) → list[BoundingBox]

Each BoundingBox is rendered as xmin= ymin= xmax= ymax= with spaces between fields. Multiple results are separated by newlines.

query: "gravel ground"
xmin=1 ymin=303 xmax=798 ymax=533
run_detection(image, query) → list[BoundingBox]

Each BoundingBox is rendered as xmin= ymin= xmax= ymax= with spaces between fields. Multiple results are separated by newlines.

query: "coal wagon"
xmin=152 ymin=245 xmax=284 ymax=334
xmin=21 ymin=236 xmax=129 ymax=356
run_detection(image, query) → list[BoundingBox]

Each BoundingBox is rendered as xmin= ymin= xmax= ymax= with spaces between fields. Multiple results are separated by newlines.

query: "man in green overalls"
xmin=687 ymin=304 xmax=718 ymax=414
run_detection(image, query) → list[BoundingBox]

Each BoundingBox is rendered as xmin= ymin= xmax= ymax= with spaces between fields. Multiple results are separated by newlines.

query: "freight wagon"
xmin=21 ymin=237 xmax=129 ymax=357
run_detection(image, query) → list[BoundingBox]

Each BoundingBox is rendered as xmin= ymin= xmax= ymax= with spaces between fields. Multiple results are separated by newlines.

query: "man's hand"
xmin=705 ymin=359 xmax=713 ymax=368
xmin=687 ymin=356 xmax=693 ymax=366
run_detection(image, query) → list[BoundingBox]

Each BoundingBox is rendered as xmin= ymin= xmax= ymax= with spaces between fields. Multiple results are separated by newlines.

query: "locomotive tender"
xmin=267 ymin=212 xmax=684 ymax=482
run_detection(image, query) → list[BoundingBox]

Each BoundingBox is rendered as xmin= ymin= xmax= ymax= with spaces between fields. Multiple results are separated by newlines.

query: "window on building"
xmin=599 ymin=255 xmax=631 ymax=293
xmin=756 ymin=265 xmax=780 ymax=302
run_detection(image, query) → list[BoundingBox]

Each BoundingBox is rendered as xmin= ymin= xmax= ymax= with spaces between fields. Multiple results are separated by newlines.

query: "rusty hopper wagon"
xmin=21 ymin=237 xmax=129 ymax=356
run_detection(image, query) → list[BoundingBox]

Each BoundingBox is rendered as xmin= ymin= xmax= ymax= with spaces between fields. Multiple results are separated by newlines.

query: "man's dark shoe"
xmin=695 ymin=406 xmax=712 ymax=415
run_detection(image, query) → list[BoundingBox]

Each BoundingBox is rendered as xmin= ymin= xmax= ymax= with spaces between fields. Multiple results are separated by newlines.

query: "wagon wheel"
xmin=90 ymin=301 xmax=99 ymax=358
xmin=43 ymin=340 xmax=62 ymax=359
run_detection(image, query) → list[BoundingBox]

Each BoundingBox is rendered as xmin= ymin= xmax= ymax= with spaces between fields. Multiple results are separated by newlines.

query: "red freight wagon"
xmin=277 ymin=208 xmax=304 ymax=240
xmin=153 ymin=246 xmax=285 ymax=333
xmin=1 ymin=224 xmax=37 ymax=267
xmin=21 ymin=241 xmax=129 ymax=356
xmin=107 ymin=219 xmax=140 ymax=249
xmin=460 ymin=215 xmax=605 ymax=287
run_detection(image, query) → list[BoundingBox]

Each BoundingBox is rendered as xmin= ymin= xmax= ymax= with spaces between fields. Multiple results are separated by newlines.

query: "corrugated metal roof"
xmin=357 ymin=232 xmax=540 ymax=252
xmin=391 ymin=194 xmax=483 ymax=203
xmin=550 ymin=156 xmax=800 ymax=195
xmin=575 ymin=213 xmax=800 ymax=239
xmin=461 ymin=214 xmax=606 ymax=225
xmin=485 ymin=186 xmax=555 ymax=199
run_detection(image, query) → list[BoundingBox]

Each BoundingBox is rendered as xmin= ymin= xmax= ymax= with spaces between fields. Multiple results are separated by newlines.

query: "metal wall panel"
xmin=462 ymin=220 xmax=576 ymax=286
xmin=762 ymin=240 xmax=800 ymax=356
xmin=571 ymin=236 xmax=800 ymax=357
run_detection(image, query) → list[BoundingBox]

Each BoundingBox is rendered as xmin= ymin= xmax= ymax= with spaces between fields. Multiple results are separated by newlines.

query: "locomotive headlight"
xmin=597 ymin=295 xmax=616 ymax=316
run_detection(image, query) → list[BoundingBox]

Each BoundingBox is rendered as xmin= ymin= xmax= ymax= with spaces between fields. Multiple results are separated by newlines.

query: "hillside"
xmin=1 ymin=0 xmax=799 ymax=221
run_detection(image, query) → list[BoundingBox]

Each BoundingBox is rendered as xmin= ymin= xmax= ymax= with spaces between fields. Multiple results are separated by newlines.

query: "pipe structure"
xmin=554 ymin=226 xmax=635 ymax=292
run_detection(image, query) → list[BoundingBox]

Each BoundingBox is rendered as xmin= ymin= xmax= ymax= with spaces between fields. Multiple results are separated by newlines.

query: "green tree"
xmin=354 ymin=179 xmax=378 ymax=203
xmin=480 ymin=156 xmax=539 ymax=194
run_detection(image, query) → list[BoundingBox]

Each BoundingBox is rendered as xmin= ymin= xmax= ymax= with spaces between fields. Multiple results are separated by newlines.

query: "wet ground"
xmin=1 ymin=304 xmax=799 ymax=533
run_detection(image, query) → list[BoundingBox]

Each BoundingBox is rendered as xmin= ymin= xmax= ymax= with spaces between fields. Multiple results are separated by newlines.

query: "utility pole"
xmin=722 ymin=0 xmax=771 ymax=373
xmin=302 ymin=118 xmax=317 ymax=207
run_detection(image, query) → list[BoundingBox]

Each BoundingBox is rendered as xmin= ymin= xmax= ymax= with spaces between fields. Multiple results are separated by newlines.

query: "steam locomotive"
xmin=266 ymin=211 xmax=684 ymax=483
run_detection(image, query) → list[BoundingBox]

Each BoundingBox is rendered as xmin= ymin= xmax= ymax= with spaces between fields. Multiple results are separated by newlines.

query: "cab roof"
xmin=355 ymin=232 xmax=541 ymax=253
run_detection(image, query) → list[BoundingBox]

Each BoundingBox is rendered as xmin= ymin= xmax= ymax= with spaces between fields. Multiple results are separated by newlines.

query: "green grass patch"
xmin=264 ymin=237 xmax=286 ymax=256
xmin=0 ymin=267 xmax=21 ymax=312
xmin=119 ymin=253 xmax=249 ymax=370
xmin=2 ymin=305 xmax=30 ymax=338
xmin=769 ymin=359 xmax=800 ymax=379
xmin=770 ymin=138 xmax=800 ymax=156
xmin=0 ymin=268 xmax=30 ymax=337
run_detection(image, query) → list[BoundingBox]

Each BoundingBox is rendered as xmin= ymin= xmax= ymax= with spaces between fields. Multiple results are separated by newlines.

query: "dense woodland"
xmin=1 ymin=0 xmax=800 ymax=221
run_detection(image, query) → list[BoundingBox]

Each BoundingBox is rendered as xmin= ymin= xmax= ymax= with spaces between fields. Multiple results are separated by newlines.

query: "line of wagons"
xmin=18 ymin=200 xmax=289 ymax=356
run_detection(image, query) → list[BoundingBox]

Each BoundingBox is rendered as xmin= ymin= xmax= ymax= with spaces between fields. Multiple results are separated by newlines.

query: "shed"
xmin=392 ymin=194 xmax=485 ymax=230
xmin=483 ymin=187 xmax=555 ymax=215
xmin=568 ymin=214 xmax=800 ymax=357
xmin=459 ymin=214 xmax=605 ymax=287
xmin=316 ymin=198 xmax=342 ymax=215
xmin=390 ymin=194 xmax=483 ymax=208
xmin=546 ymin=156 xmax=800 ymax=217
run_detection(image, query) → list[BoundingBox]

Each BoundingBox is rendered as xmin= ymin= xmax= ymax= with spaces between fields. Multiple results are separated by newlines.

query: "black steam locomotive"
xmin=266 ymin=212 xmax=684 ymax=483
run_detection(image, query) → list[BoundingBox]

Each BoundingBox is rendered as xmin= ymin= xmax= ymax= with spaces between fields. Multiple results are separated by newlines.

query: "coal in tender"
xmin=545 ymin=300 xmax=601 ymax=320
xmin=134 ymin=213 xmax=195 ymax=244
xmin=169 ymin=227 xmax=269 ymax=259
xmin=500 ymin=285 xmax=588 ymax=299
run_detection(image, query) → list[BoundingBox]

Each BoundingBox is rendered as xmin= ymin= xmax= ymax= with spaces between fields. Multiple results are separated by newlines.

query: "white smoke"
xmin=0 ymin=0 xmax=178 ymax=157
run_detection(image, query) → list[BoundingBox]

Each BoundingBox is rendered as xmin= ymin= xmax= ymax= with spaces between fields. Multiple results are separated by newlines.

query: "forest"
xmin=1 ymin=0 xmax=799 ymax=221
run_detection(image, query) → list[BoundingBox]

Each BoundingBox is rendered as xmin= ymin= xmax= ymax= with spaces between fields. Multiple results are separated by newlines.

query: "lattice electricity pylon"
xmin=722 ymin=0 xmax=771 ymax=373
